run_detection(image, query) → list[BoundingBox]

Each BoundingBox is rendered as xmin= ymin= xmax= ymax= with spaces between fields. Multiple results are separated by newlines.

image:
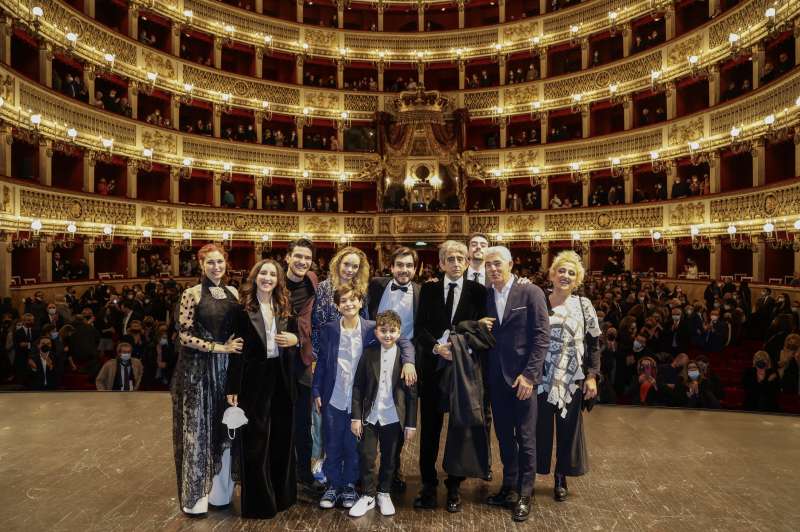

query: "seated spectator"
xmin=778 ymin=333 xmax=800 ymax=393
xmin=658 ymin=352 xmax=689 ymax=406
xmin=222 ymin=189 xmax=237 ymax=208
xmin=671 ymin=176 xmax=690 ymax=198
xmin=742 ymin=351 xmax=780 ymax=412
xmin=684 ymin=359 xmax=721 ymax=409
xmin=630 ymin=356 xmax=661 ymax=405
xmin=96 ymin=342 xmax=143 ymax=391
xmin=27 ymin=336 xmax=58 ymax=390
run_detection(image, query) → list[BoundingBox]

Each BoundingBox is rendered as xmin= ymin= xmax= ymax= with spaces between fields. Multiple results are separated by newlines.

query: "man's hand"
xmin=434 ymin=343 xmax=453 ymax=361
xmin=478 ymin=317 xmax=496 ymax=332
xmin=351 ymin=419 xmax=363 ymax=439
xmin=582 ymin=376 xmax=597 ymax=400
xmin=314 ymin=397 xmax=322 ymax=413
xmin=512 ymin=374 xmax=534 ymax=400
xmin=404 ymin=427 xmax=416 ymax=441
xmin=401 ymin=363 xmax=417 ymax=386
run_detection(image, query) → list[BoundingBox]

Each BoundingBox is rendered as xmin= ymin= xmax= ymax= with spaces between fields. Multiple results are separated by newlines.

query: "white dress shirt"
xmin=366 ymin=345 xmax=400 ymax=426
xmin=259 ymin=301 xmax=278 ymax=358
xmin=330 ymin=318 xmax=363 ymax=412
xmin=493 ymin=275 xmax=515 ymax=325
xmin=466 ymin=265 xmax=486 ymax=286
xmin=378 ymin=280 xmax=414 ymax=339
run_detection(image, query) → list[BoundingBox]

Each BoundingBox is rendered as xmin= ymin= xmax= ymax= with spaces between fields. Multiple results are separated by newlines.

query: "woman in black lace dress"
xmin=172 ymin=243 xmax=244 ymax=517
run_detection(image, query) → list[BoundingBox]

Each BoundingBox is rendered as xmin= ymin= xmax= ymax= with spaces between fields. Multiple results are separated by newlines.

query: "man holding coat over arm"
xmin=482 ymin=246 xmax=550 ymax=522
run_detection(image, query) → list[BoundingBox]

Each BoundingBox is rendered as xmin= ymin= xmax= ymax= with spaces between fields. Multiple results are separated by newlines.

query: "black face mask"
xmin=40 ymin=345 xmax=51 ymax=354
xmin=755 ymin=361 xmax=767 ymax=369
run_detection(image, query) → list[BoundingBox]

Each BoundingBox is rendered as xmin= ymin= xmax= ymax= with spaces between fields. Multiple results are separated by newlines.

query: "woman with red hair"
xmin=172 ymin=243 xmax=244 ymax=517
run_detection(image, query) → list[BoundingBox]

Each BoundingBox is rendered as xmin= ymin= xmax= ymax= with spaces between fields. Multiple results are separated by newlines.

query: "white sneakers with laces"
xmin=348 ymin=495 xmax=375 ymax=517
xmin=376 ymin=492 xmax=395 ymax=516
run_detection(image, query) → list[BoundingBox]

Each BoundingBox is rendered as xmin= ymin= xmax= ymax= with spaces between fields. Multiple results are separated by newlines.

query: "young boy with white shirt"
xmin=349 ymin=310 xmax=417 ymax=517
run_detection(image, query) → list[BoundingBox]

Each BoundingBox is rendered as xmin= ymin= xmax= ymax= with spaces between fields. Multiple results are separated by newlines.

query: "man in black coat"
xmin=366 ymin=246 xmax=420 ymax=492
xmin=414 ymin=240 xmax=486 ymax=513
xmin=662 ymin=306 xmax=692 ymax=354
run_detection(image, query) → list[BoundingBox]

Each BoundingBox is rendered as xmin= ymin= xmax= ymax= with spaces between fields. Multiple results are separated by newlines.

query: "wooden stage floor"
xmin=1 ymin=392 xmax=799 ymax=531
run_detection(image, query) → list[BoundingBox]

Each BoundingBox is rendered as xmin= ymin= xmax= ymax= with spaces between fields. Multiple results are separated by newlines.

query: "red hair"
xmin=197 ymin=243 xmax=228 ymax=263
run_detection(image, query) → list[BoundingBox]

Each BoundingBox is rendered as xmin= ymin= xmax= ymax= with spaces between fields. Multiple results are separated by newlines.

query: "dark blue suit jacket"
xmin=486 ymin=277 xmax=550 ymax=387
xmin=311 ymin=317 xmax=414 ymax=408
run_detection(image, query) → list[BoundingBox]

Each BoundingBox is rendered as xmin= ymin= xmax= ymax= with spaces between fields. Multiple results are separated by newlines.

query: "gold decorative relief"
xmin=545 ymin=206 xmax=662 ymax=232
xmin=667 ymin=117 xmax=704 ymax=146
xmin=669 ymin=202 xmax=705 ymax=225
xmin=304 ymin=154 xmax=338 ymax=172
xmin=395 ymin=216 xmax=447 ymax=234
xmin=304 ymin=216 xmax=339 ymax=234
xmin=182 ymin=210 xmax=299 ymax=233
xmin=505 ymin=149 xmax=538 ymax=169
xmin=304 ymin=91 xmax=340 ymax=110
xmin=304 ymin=28 xmax=337 ymax=48
xmin=469 ymin=216 xmax=500 ymax=234
xmin=142 ymin=50 xmax=175 ymax=79
xmin=502 ymin=21 xmax=539 ymax=44
xmin=20 ymin=189 xmax=135 ymax=225
xmin=505 ymin=214 xmax=539 ymax=233
xmin=140 ymin=206 xmax=177 ymax=229
xmin=667 ymin=34 xmax=703 ymax=67
xmin=141 ymin=128 xmax=177 ymax=154
xmin=1 ymin=184 xmax=11 ymax=213
xmin=344 ymin=217 xmax=374 ymax=235
xmin=504 ymin=85 xmax=539 ymax=107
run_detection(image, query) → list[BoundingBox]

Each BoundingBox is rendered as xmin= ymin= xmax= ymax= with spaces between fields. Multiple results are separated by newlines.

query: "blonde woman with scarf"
xmin=536 ymin=250 xmax=601 ymax=503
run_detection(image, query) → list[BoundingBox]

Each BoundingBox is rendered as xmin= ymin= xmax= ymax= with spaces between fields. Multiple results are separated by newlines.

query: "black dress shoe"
xmin=391 ymin=474 xmax=407 ymax=493
xmin=446 ymin=492 xmax=462 ymax=513
xmin=487 ymin=486 xmax=517 ymax=508
xmin=512 ymin=495 xmax=532 ymax=522
xmin=554 ymin=474 xmax=568 ymax=502
xmin=182 ymin=511 xmax=208 ymax=519
xmin=482 ymin=469 xmax=493 ymax=482
xmin=413 ymin=488 xmax=438 ymax=509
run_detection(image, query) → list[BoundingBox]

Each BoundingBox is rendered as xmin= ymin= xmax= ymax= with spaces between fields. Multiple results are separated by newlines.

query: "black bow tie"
xmin=391 ymin=283 xmax=408 ymax=292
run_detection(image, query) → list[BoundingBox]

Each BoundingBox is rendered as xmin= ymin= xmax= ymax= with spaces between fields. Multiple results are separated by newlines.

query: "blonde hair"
xmin=329 ymin=246 xmax=370 ymax=295
xmin=549 ymin=250 xmax=585 ymax=287
xmin=753 ymin=350 xmax=771 ymax=368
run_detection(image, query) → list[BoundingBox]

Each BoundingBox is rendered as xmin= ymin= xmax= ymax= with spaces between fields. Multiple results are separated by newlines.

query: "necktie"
xmin=445 ymin=282 xmax=457 ymax=325
xmin=391 ymin=283 xmax=408 ymax=292
xmin=473 ymin=272 xmax=480 ymax=283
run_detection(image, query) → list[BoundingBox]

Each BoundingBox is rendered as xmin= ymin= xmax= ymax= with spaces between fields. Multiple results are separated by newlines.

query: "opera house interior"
xmin=1 ymin=0 xmax=800 ymax=530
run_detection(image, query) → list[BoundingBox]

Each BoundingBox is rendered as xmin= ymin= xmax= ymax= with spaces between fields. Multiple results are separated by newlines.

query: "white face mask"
xmin=222 ymin=406 xmax=248 ymax=439
xmin=633 ymin=341 xmax=644 ymax=351
xmin=48 ymin=308 xmax=57 ymax=316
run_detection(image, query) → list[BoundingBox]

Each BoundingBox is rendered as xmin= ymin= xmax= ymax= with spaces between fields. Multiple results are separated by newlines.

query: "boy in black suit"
xmin=349 ymin=310 xmax=417 ymax=518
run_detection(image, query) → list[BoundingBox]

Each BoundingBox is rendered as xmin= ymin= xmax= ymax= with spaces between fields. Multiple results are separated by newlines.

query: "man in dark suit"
xmin=483 ymin=246 xmax=549 ymax=522
xmin=14 ymin=313 xmax=39 ymax=382
xmin=40 ymin=302 xmax=65 ymax=330
xmin=366 ymin=246 xmax=420 ymax=492
xmin=27 ymin=337 xmax=58 ymax=390
xmin=464 ymin=233 xmax=489 ymax=286
xmin=662 ymin=306 xmax=692 ymax=354
xmin=414 ymin=240 xmax=487 ymax=513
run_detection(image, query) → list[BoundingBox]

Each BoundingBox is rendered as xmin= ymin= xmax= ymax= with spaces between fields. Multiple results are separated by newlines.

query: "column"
xmin=255 ymin=180 xmax=263 ymax=209
xmin=752 ymin=238 xmax=766 ymax=282
xmin=624 ymin=168 xmax=633 ymax=203
xmin=752 ymin=44 xmax=764 ymax=90
xmin=38 ymin=141 xmax=52 ymax=186
xmin=0 ymin=126 xmax=12 ymax=177
xmin=623 ymin=248 xmax=633 ymax=272
xmin=418 ymin=4 xmax=424 ymax=31
xmin=498 ymin=0 xmax=506 ymax=23
xmin=212 ymin=104 xmax=222 ymax=138
xmin=582 ymin=179 xmax=590 ymax=207
xmin=709 ymin=151 xmax=721 ymax=193
xmin=458 ymin=0 xmax=466 ymax=28
xmin=170 ymin=96 xmax=180 ymax=131
xmin=255 ymin=47 xmax=264 ymax=79
xmin=213 ymin=174 xmax=222 ymax=207
xmin=540 ymin=113 xmax=549 ymax=145
xmin=169 ymin=167 xmax=180 ymax=203
xmin=540 ymin=181 xmax=549 ymax=210
xmin=255 ymin=112 xmax=264 ymax=144
xmin=82 ymin=155 xmax=95 ymax=192
xmin=40 ymin=245 xmax=51 ymax=283
xmin=580 ymin=243 xmax=591 ymax=272
xmin=752 ymin=139 xmax=766 ymax=187
xmin=539 ymin=52 xmax=548 ymax=78
xmin=499 ymin=123 xmax=507 ymax=147
xmin=377 ymin=5 xmax=384 ymax=31
xmin=377 ymin=64 xmax=385 ymax=91
xmin=622 ymin=24 xmax=632 ymax=58
xmin=128 ymin=84 xmax=138 ymax=120
xmin=458 ymin=60 xmax=465 ymax=90
xmin=83 ymin=0 xmax=95 ymax=18
xmin=795 ymin=20 xmax=800 ymax=67
xmin=499 ymin=56 xmax=507 ymax=86
xmin=336 ymin=124 xmax=344 ymax=151
xmin=84 ymin=66 xmax=96 ymax=107
xmin=417 ymin=61 xmax=425 ymax=87
xmin=665 ymin=6 xmax=676 ymax=40
xmin=794 ymin=248 xmax=800 ymax=279
xmin=38 ymin=44 xmax=53 ymax=88
xmin=296 ymin=124 xmax=304 ymax=148
xmin=499 ymin=182 xmax=508 ymax=211
xmin=667 ymin=248 xmax=678 ymax=278
xmin=336 ymin=183 xmax=345 ymax=213
xmin=709 ymin=238 xmax=722 ymax=279
xmin=84 ymin=240 xmax=96 ymax=279
xmin=581 ymin=108 xmax=590 ymax=138
xmin=623 ymin=97 xmax=633 ymax=130
xmin=539 ymin=0 xmax=547 ymax=16
xmin=170 ymin=242 xmax=180 ymax=276
xmin=127 ymin=160 xmax=138 ymax=199
xmin=540 ymin=246 xmax=550 ymax=271
xmin=296 ymin=0 xmax=303 ymax=23
xmin=295 ymin=183 xmax=305 ymax=211
xmin=704 ymin=65 xmax=718 ymax=108
xmin=0 ymin=236 xmax=10 ymax=299
xmin=795 ymin=142 xmax=800 ymax=179
xmin=665 ymin=82 xmax=676 ymax=120
xmin=0 ymin=18 xmax=10 ymax=66
xmin=337 ymin=60 xmax=344 ymax=89
xmin=128 ymin=5 xmax=139 ymax=41
xmin=708 ymin=0 xmax=720 ymax=18
xmin=337 ymin=2 xmax=345 ymax=29
xmin=580 ymin=39 xmax=589 ymax=70
xmin=296 ymin=56 xmax=304 ymax=85
xmin=665 ymin=162 xmax=677 ymax=199
xmin=213 ymin=36 xmax=222 ymax=69
xmin=127 ymin=239 xmax=138 ymax=278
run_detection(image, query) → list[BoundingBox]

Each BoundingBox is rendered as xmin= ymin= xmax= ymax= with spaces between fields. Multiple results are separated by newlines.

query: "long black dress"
xmin=171 ymin=277 xmax=239 ymax=510
xmin=226 ymin=306 xmax=298 ymax=518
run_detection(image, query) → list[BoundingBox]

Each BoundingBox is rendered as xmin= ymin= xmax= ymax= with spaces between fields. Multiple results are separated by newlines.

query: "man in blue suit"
xmin=483 ymin=246 xmax=550 ymax=522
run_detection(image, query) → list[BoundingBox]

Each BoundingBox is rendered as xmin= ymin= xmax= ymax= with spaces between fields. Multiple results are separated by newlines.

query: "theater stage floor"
xmin=1 ymin=393 xmax=799 ymax=532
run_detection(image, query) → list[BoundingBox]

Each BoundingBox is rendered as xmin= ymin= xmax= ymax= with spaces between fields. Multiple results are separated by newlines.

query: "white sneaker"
xmin=376 ymin=492 xmax=395 ymax=516
xmin=348 ymin=495 xmax=375 ymax=517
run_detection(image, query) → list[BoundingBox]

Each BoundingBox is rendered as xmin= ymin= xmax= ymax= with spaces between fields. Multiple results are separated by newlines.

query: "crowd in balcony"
xmin=507 ymin=128 xmax=539 ymax=147
xmin=507 ymin=190 xmax=541 ymax=211
xmin=52 ymin=252 xmax=90 ymax=282
xmin=145 ymin=109 xmax=171 ymax=128
xmin=761 ymin=52 xmax=793 ymax=84
xmin=137 ymin=253 xmax=171 ymax=277
xmin=222 ymin=124 xmax=258 ymax=142
xmin=304 ymin=132 xmax=339 ymax=150
xmin=52 ymin=72 xmax=89 ymax=103
xmin=549 ymin=193 xmax=581 ymax=209
xmin=95 ymin=178 xmax=117 ymax=196
xmin=671 ymin=174 xmax=710 ymax=198
xmin=343 ymin=76 xmax=378 ymax=92
xmin=640 ymin=106 xmax=666 ymax=126
xmin=183 ymin=119 xmax=213 ymax=136
xmin=263 ymin=127 xmax=298 ymax=147
xmin=179 ymin=44 xmax=212 ymax=67
xmin=466 ymin=70 xmax=494 ymax=89
xmin=589 ymin=184 xmax=625 ymax=206
xmin=303 ymin=72 xmax=337 ymax=88
xmin=633 ymin=29 xmax=665 ymax=53
xmin=92 ymin=89 xmax=132 ymax=117
xmin=507 ymin=64 xmax=540 ymax=84
xmin=388 ymin=77 xmax=421 ymax=92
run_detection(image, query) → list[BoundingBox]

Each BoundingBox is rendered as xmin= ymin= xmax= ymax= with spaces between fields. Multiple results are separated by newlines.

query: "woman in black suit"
xmin=226 ymin=259 xmax=299 ymax=518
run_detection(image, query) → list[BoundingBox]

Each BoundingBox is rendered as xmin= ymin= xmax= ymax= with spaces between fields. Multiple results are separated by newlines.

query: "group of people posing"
xmin=171 ymin=234 xmax=601 ymax=523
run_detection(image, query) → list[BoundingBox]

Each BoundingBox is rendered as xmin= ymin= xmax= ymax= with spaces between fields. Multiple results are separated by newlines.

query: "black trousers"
xmin=419 ymin=378 xmax=463 ymax=492
xmin=293 ymin=381 xmax=314 ymax=484
xmin=359 ymin=421 xmax=401 ymax=496
xmin=536 ymin=388 xmax=589 ymax=477
xmin=239 ymin=358 xmax=296 ymax=518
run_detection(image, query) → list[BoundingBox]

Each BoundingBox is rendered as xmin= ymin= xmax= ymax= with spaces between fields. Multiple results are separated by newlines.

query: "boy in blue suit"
xmin=312 ymin=286 xmax=415 ymax=510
